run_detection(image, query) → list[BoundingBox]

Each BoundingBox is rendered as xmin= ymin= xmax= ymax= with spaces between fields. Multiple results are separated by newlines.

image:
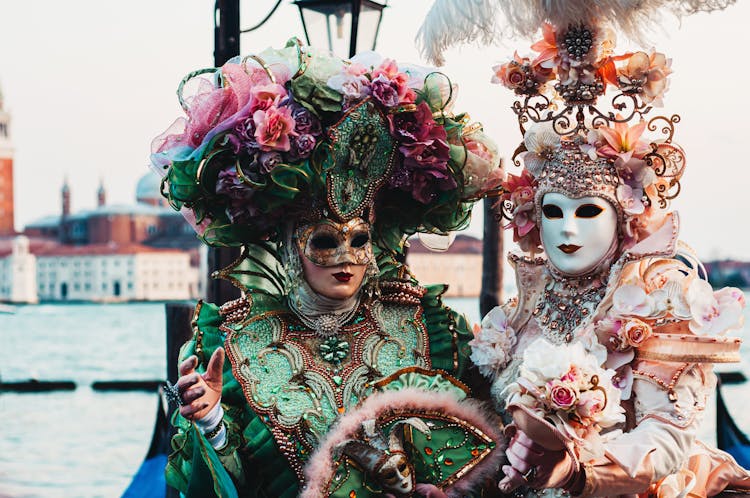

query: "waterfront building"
xmin=0 ymin=172 xmax=202 ymax=302
xmin=0 ymin=236 xmax=37 ymax=303
xmin=34 ymin=244 xmax=197 ymax=301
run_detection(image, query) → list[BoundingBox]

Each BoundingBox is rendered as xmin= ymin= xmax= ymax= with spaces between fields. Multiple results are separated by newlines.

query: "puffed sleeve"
xmin=578 ymin=360 xmax=713 ymax=497
xmin=165 ymin=300 xmax=249 ymax=497
xmin=165 ymin=299 xmax=301 ymax=498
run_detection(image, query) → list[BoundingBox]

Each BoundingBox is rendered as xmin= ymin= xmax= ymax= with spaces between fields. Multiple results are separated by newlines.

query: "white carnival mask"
xmin=540 ymin=193 xmax=618 ymax=276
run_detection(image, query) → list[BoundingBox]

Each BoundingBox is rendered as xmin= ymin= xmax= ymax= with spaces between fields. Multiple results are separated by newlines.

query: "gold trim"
xmin=387 ymin=103 xmax=418 ymax=114
xmin=191 ymin=300 xmax=205 ymax=362
xmin=636 ymin=333 xmax=742 ymax=364
xmin=460 ymin=122 xmax=483 ymax=136
xmin=241 ymin=54 xmax=276 ymax=84
xmin=636 ymin=349 xmax=741 ymax=364
xmin=292 ymin=38 xmax=311 ymax=79
xmin=370 ymin=366 xmax=471 ymax=395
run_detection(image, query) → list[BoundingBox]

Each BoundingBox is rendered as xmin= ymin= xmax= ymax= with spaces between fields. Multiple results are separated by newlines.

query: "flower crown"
xmin=492 ymin=23 xmax=685 ymax=253
xmin=151 ymin=39 xmax=501 ymax=251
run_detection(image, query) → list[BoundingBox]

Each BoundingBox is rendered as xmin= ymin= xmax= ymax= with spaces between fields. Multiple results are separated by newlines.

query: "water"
xmin=0 ymin=304 xmax=166 ymax=498
xmin=0 ymin=298 xmax=748 ymax=497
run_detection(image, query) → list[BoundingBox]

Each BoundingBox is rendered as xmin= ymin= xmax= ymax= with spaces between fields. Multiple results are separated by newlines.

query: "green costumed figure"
xmin=150 ymin=40 xmax=506 ymax=498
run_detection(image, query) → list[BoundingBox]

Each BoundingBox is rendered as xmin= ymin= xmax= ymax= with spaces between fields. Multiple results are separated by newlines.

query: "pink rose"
xmin=249 ymin=83 xmax=287 ymax=114
xmin=372 ymin=59 xmax=416 ymax=104
xmin=491 ymin=54 xmax=535 ymax=93
xmin=511 ymin=186 xmax=535 ymax=206
xmin=253 ymin=105 xmax=296 ymax=152
xmin=547 ymin=381 xmax=578 ymax=410
xmin=621 ymin=318 xmax=652 ymax=347
xmin=575 ymin=389 xmax=606 ymax=419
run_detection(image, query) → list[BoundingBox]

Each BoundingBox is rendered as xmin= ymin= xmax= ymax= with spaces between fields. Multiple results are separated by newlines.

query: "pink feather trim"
xmin=300 ymin=388 xmax=506 ymax=497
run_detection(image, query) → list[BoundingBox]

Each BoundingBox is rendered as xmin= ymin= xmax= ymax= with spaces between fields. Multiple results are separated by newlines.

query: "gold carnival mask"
xmin=295 ymin=218 xmax=373 ymax=267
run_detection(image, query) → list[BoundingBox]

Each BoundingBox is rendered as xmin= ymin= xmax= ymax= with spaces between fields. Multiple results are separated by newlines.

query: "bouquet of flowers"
xmin=506 ymin=338 xmax=625 ymax=457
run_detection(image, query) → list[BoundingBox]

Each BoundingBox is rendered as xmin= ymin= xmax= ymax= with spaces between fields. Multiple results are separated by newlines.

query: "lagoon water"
xmin=0 ymin=298 xmax=748 ymax=497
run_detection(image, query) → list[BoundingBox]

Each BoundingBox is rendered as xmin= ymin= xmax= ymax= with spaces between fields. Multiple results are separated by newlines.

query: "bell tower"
xmin=0 ymin=82 xmax=15 ymax=236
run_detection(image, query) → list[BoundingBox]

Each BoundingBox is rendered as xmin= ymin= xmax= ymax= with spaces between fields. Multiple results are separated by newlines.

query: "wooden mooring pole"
xmin=165 ymin=2 xmax=241 ymax=496
xmin=479 ymin=190 xmax=504 ymax=318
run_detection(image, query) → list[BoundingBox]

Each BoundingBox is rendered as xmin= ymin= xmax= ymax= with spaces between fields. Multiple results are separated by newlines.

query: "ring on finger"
xmin=164 ymin=381 xmax=184 ymax=407
xmin=522 ymin=466 xmax=537 ymax=483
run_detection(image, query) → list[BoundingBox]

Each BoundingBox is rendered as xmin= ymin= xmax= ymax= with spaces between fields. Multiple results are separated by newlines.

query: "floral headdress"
xmin=150 ymin=39 xmax=501 ymax=254
xmin=492 ymin=22 xmax=686 ymax=253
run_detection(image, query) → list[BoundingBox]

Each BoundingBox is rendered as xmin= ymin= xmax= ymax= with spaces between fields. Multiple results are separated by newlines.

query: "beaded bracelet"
xmin=204 ymin=421 xmax=225 ymax=440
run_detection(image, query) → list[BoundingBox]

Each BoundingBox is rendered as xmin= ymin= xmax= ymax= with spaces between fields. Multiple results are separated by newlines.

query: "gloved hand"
xmin=176 ymin=347 xmax=225 ymax=421
xmin=498 ymin=425 xmax=580 ymax=494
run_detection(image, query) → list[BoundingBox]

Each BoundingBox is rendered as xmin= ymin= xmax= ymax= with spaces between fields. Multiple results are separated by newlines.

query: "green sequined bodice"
xmin=223 ymin=300 xmax=430 ymax=480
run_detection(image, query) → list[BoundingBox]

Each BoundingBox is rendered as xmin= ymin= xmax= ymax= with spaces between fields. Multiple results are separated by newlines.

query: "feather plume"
xmin=416 ymin=0 xmax=499 ymax=66
xmin=417 ymin=0 xmax=736 ymax=65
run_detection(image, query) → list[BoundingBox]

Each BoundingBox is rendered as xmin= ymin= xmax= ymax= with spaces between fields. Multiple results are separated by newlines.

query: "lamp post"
xmin=294 ymin=0 xmax=388 ymax=58
xmin=207 ymin=0 xmax=242 ymax=305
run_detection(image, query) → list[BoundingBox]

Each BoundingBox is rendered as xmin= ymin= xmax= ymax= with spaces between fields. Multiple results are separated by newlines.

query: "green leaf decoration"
xmin=290 ymin=74 xmax=343 ymax=119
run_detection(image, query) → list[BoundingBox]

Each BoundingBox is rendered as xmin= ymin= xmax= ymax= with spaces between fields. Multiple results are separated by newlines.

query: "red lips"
xmin=333 ymin=272 xmax=353 ymax=282
xmin=557 ymin=244 xmax=582 ymax=254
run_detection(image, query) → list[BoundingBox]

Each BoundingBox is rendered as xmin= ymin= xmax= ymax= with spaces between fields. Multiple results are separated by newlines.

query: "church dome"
xmin=135 ymin=171 xmax=164 ymax=206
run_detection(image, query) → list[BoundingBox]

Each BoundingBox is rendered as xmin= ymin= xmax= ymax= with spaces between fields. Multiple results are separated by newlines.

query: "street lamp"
xmin=294 ymin=0 xmax=387 ymax=58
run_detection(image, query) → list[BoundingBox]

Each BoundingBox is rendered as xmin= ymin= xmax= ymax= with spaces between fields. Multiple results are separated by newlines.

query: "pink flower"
xmin=612 ymin=284 xmax=654 ymax=317
xmin=596 ymin=119 xmax=651 ymax=171
xmin=492 ymin=53 xmax=530 ymax=91
xmin=253 ymin=105 xmax=296 ymax=152
xmin=595 ymin=316 xmax=626 ymax=351
xmin=469 ymin=307 xmax=516 ymax=378
xmin=547 ymin=380 xmax=578 ymax=410
xmin=511 ymin=185 xmax=535 ymax=206
xmin=249 ymin=83 xmax=287 ymax=114
xmin=575 ymin=389 xmax=606 ymax=419
xmin=530 ymin=23 xmax=559 ymax=69
xmin=687 ymin=280 xmax=745 ymax=335
xmin=621 ymin=318 xmax=653 ymax=347
xmin=462 ymin=131 xmax=501 ymax=197
xmin=560 ymin=365 xmax=580 ymax=383
xmin=501 ymin=169 xmax=541 ymax=251
xmin=372 ymin=58 xmax=416 ymax=104
xmin=345 ymin=62 xmax=368 ymax=77
xmin=327 ymin=71 xmax=371 ymax=101
xmin=372 ymin=58 xmax=400 ymax=79
xmin=618 ymin=51 xmax=672 ymax=106
xmin=184 ymin=83 xmax=240 ymax=148
xmin=512 ymin=202 xmax=536 ymax=237
xmin=616 ymin=184 xmax=645 ymax=216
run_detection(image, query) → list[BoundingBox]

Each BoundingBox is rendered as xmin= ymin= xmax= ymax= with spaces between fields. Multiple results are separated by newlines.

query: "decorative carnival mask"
xmin=295 ymin=218 xmax=373 ymax=267
xmin=334 ymin=418 xmax=426 ymax=496
xmin=540 ymin=192 xmax=619 ymax=276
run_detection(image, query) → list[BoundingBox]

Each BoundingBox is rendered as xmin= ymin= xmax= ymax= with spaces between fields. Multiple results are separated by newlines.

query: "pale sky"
xmin=0 ymin=0 xmax=748 ymax=260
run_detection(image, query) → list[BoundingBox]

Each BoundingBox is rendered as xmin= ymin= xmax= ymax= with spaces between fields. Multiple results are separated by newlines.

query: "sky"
xmin=0 ymin=0 xmax=748 ymax=260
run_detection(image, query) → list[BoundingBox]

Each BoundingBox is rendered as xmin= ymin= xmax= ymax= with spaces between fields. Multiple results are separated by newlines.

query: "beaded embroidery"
xmin=532 ymin=269 xmax=608 ymax=344
xmin=223 ymin=301 xmax=430 ymax=481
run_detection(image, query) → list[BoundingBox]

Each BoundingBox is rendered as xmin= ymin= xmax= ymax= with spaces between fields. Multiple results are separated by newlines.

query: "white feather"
xmin=416 ymin=0 xmax=499 ymax=66
xmin=417 ymin=0 xmax=736 ymax=65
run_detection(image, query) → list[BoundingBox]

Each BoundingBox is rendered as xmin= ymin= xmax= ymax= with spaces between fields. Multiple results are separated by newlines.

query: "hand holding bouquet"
xmin=506 ymin=338 xmax=625 ymax=459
